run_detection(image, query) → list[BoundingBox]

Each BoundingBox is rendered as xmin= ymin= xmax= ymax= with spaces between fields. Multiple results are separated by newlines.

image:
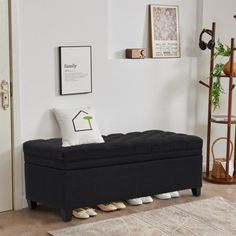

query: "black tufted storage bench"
xmin=23 ymin=130 xmax=203 ymax=221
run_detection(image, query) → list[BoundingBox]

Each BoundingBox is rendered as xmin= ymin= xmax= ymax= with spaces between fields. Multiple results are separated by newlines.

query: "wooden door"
xmin=0 ymin=0 xmax=13 ymax=212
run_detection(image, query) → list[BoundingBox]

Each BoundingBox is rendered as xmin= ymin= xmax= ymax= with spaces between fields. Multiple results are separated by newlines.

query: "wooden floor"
xmin=0 ymin=181 xmax=236 ymax=236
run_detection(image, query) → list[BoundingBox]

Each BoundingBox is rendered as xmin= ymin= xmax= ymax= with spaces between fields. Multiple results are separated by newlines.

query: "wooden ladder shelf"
xmin=199 ymin=22 xmax=236 ymax=184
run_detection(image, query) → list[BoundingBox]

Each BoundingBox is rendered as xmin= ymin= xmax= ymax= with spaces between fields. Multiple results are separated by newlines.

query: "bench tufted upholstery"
xmin=24 ymin=130 xmax=202 ymax=170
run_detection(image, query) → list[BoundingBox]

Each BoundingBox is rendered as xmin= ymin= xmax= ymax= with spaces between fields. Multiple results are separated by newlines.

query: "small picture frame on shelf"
xmin=59 ymin=46 xmax=92 ymax=95
xmin=149 ymin=4 xmax=180 ymax=58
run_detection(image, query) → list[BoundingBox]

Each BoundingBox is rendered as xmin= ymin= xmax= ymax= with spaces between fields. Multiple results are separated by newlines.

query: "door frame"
xmin=9 ymin=0 xmax=25 ymax=210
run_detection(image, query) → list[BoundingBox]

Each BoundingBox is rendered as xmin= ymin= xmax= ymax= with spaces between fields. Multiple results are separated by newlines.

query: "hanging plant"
xmin=212 ymin=63 xmax=224 ymax=110
xmin=214 ymin=40 xmax=231 ymax=57
xmin=211 ymin=40 xmax=230 ymax=110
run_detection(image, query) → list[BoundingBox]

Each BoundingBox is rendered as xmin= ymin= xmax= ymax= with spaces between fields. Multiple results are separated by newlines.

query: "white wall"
xmin=17 ymin=0 xmax=200 ymax=142
xmin=18 ymin=0 xmax=108 ymax=141
xmin=107 ymin=0 xmax=200 ymax=134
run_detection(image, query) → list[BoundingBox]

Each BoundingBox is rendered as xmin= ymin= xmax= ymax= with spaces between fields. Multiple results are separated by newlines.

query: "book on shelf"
xmin=212 ymin=115 xmax=236 ymax=122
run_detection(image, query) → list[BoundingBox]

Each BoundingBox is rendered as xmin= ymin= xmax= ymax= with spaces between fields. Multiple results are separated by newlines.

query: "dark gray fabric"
xmin=23 ymin=130 xmax=202 ymax=170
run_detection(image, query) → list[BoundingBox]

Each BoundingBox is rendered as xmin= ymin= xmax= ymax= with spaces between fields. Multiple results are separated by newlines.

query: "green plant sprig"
xmin=210 ymin=40 xmax=230 ymax=110
xmin=212 ymin=78 xmax=224 ymax=110
xmin=211 ymin=62 xmax=225 ymax=110
xmin=214 ymin=40 xmax=231 ymax=57
xmin=212 ymin=63 xmax=224 ymax=78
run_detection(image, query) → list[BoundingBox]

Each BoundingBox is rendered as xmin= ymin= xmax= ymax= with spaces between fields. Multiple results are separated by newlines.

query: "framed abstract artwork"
xmin=59 ymin=46 xmax=92 ymax=95
xmin=149 ymin=5 xmax=180 ymax=58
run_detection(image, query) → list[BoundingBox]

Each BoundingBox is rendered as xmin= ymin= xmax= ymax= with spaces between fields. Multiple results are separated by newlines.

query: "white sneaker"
xmin=140 ymin=196 xmax=153 ymax=204
xmin=126 ymin=198 xmax=142 ymax=206
xmin=154 ymin=193 xmax=171 ymax=200
xmin=170 ymin=191 xmax=180 ymax=198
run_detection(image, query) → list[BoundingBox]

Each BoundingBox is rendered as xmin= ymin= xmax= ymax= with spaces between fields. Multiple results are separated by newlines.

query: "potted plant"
xmin=211 ymin=40 xmax=231 ymax=110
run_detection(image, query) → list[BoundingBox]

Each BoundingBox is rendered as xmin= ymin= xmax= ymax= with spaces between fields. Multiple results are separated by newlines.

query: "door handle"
xmin=0 ymin=80 xmax=9 ymax=110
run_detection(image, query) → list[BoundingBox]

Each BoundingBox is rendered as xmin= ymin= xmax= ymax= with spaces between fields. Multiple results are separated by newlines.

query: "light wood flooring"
xmin=0 ymin=181 xmax=236 ymax=236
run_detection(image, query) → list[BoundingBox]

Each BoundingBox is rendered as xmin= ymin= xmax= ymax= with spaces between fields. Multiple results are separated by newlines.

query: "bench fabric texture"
xmin=23 ymin=130 xmax=203 ymax=222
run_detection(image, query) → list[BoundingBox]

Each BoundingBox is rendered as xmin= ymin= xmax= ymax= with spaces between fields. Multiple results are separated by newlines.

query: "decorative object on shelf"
xmin=59 ymin=46 xmax=92 ymax=95
xmin=223 ymin=60 xmax=236 ymax=76
xmin=211 ymin=137 xmax=234 ymax=179
xmin=199 ymin=21 xmax=236 ymax=184
xmin=149 ymin=4 xmax=180 ymax=58
xmin=125 ymin=49 xmax=145 ymax=59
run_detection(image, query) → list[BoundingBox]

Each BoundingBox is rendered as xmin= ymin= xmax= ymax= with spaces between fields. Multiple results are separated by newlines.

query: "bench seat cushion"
xmin=23 ymin=130 xmax=202 ymax=170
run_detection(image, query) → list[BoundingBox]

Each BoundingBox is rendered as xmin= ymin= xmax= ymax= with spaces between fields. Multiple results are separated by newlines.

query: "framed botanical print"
xmin=59 ymin=46 xmax=92 ymax=95
xmin=149 ymin=5 xmax=180 ymax=58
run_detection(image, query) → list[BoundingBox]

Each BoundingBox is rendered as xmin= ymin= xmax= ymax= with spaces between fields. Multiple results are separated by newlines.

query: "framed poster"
xmin=149 ymin=5 xmax=180 ymax=58
xmin=59 ymin=46 xmax=92 ymax=95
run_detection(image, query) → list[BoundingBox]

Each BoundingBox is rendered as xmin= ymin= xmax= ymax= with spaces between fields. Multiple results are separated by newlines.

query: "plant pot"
xmin=223 ymin=60 xmax=236 ymax=76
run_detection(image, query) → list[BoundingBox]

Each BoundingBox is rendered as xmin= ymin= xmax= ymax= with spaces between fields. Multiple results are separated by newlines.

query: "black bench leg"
xmin=27 ymin=200 xmax=37 ymax=209
xmin=61 ymin=209 xmax=72 ymax=222
xmin=191 ymin=187 xmax=201 ymax=197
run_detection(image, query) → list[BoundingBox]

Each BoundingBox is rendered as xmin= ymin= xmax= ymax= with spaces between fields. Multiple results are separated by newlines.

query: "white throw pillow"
xmin=53 ymin=107 xmax=104 ymax=147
